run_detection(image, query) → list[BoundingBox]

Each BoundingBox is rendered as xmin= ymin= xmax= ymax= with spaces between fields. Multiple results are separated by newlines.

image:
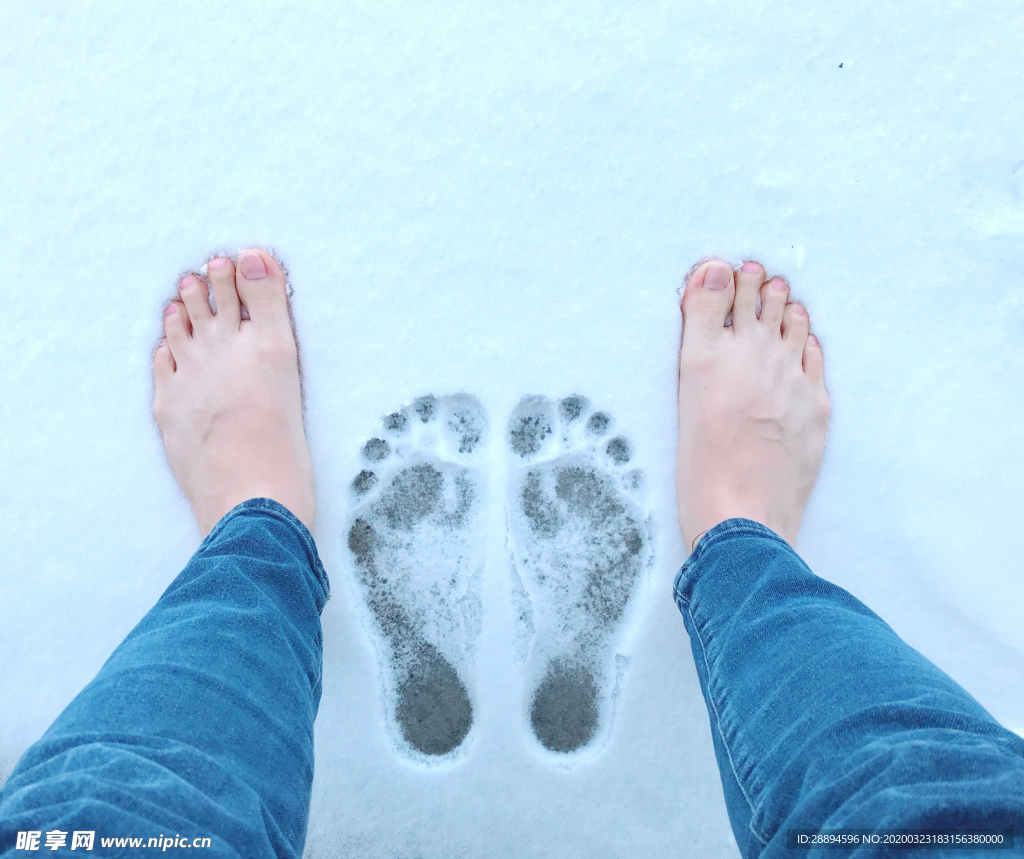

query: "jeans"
xmin=0 ymin=500 xmax=329 ymax=858
xmin=2 ymin=507 xmax=1022 ymax=857
xmin=675 ymin=518 xmax=1024 ymax=857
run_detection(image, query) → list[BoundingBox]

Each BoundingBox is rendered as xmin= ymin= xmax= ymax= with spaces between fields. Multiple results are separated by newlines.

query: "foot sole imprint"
xmin=507 ymin=394 xmax=651 ymax=754
xmin=346 ymin=394 xmax=488 ymax=758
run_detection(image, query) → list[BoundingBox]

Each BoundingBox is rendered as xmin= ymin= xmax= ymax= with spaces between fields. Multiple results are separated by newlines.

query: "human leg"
xmin=0 ymin=249 xmax=326 ymax=857
xmin=675 ymin=261 xmax=1024 ymax=856
xmin=0 ymin=500 xmax=329 ymax=858
xmin=675 ymin=519 xmax=1024 ymax=856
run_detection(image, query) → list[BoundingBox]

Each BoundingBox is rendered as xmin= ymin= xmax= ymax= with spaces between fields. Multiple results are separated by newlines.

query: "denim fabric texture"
xmin=4 ymin=504 xmax=1023 ymax=858
xmin=674 ymin=518 xmax=1024 ymax=857
xmin=0 ymin=499 xmax=329 ymax=859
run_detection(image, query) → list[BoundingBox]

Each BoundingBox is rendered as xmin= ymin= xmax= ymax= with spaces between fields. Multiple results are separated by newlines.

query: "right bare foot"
xmin=676 ymin=260 xmax=830 ymax=551
xmin=153 ymin=249 xmax=316 ymax=536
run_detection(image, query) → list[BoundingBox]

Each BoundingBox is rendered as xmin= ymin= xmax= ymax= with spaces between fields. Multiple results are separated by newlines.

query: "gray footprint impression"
xmin=508 ymin=395 xmax=652 ymax=754
xmin=346 ymin=395 xmax=487 ymax=759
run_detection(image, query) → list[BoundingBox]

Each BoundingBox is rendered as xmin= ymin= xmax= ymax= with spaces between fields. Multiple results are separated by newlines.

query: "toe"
xmin=153 ymin=336 xmax=174 ymax=379
xmin=759 ymin=276 xmax=789 ymax=333
xmin=781 ymin=301 xmax=809 ymax=350
xmin=177 ymin=274 xmax=212 ymax=330
xmin=163 ymin=299 xmax=191 ymax=361
xmin=207 ymin=256 xmax=241 ymax=325
xmin=235 ymin=249 xmax=290 ymax=330
xmin=803 ymin=333 xmax=824 ymax=382
xmin=681 ymin=261 xmax=736 ymax=343
xmin=732 ymin=261 xmax=764 ymax=331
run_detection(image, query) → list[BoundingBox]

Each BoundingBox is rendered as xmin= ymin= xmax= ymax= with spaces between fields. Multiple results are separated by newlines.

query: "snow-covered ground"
xmin=2 ymin=2 xmax=1023 ymax=856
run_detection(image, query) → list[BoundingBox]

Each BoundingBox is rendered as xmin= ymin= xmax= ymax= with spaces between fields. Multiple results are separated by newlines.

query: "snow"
xmin=2 ymin=1 xmax=1023 ymax=856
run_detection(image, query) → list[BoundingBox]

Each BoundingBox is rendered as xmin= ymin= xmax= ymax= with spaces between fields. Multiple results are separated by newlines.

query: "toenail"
xmin=741 ymin=261 xmax=761 ymax=272
xmin=703 ymin=265 xmax=731 ymax=290
xmin=165 ymin=303 xmax=176 ymax=315
xmin=239 ymin=253 xmax=268 ymax=280
xmin=808 ymin=334 xmax=818 ymax=345
xmin=179 ymin=275 xmax=195 ymax=289
xmin=208 ymin=257 xmax=228 ymax=270
xmin=771 ymin=278 xmax=787 ymax=290
xmin=792 ymin=304 xmax=806 ymax=315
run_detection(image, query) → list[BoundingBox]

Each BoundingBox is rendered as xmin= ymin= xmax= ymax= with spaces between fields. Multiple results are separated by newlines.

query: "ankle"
xmin=680 ymin=502 xmax=798 ymax=552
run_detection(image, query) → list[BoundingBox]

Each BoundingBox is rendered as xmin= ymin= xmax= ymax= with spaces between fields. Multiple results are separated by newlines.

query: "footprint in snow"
xmin=506 ymin=394 xmax=652 ymax=754
xmin=346 ymin=394 xmax=487 ymax=759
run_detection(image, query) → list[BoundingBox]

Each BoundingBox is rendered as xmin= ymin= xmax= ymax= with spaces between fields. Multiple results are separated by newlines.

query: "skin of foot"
xmin=677 ymin=260 xmax=830 ymax=551
xmin=153 ymin=249 xmax=316 ymax=536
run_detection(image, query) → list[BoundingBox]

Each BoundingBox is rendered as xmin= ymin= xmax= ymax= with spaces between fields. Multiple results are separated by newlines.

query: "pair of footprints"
xmin=346 ymin=394 xmax=652 ymax=760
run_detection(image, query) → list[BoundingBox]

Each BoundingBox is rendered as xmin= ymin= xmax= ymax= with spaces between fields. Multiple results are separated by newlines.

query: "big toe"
xmin=236 ymin=249 xmax=291 ymax=329
xmin=681 ymin=261 xmax=736 ymax=343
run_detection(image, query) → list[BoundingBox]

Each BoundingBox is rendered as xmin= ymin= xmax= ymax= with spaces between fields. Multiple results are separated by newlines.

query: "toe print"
xmin=605 ymin=437 xmax=631 ymax=464
xmin=586 ymin=411 xmax=611 ymax=437
xmin=507 ymin=395 xmax=652 ymax=756
xmin=346 ymin=394 xmax=488 ymax=760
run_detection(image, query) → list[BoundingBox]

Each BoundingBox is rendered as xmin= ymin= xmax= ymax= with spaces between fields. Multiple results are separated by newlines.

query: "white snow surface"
xmin=2 ymin=2 xmax=1024 ymax=856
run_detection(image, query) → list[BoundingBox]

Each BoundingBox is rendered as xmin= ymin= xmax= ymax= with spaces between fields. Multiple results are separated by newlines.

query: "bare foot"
xmin=676 ymin=260 xmax=829 ymax=551
xmin=153 ymin=249 xmax=315 ymax=536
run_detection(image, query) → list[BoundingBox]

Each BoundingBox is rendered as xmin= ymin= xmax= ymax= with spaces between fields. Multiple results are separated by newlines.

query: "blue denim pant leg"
xmin=674 ymin=518 xmax=1024 ymax=858
xmin=0 ymin=499 xmax=329 ymax=858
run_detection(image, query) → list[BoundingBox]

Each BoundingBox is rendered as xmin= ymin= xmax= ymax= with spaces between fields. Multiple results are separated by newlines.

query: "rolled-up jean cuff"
xmin=672 ymin=517 xmax=789 ymax=604
xmin=199 ymin=497 xmax=331 ymax=609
